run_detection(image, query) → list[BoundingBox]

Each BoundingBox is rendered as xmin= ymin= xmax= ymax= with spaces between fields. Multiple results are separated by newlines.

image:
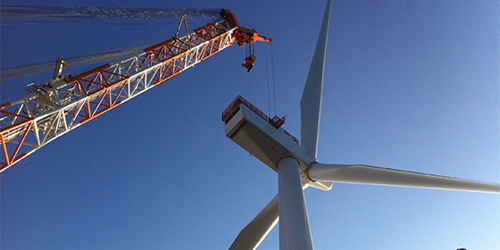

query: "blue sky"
xmin=1 ymin=0 xmax=499 ymax=249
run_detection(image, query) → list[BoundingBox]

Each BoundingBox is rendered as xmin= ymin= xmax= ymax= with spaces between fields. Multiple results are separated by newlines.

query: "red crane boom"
xmin=0 ymin=9 xmax=271 ymax=172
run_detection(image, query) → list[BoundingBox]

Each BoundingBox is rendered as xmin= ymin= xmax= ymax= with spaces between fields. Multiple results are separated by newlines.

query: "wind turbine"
xmin=222 ymin=0 xmax=500 ymax=249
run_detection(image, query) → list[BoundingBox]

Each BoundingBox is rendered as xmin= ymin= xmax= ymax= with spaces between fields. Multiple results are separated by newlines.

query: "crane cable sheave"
xmin=221 ymin=9 xmax=272 ymax=72
xmin=0 ymin=8 xmax=271 ymax=173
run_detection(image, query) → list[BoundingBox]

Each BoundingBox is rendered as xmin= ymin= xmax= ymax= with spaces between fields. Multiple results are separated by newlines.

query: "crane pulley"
xmin=220 ymin=9 xmax=272 ymax=72
xmin=0 ymin=8 xmax=271 ymax=172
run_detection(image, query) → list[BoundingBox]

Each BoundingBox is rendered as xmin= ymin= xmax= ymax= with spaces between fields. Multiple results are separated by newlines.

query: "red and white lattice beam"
xmin=0 ymin=19 xmax=236 ymax=172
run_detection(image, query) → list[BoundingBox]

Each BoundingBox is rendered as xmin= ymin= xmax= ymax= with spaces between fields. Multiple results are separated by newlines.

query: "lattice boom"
xmin=0 ymin=20 xmax=236 ymax=172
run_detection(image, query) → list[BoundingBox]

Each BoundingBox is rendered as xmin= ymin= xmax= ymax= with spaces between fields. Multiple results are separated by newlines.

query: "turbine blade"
xmin=307 ymin=163 xmax=500 ymax=193
xmin=229 ymin=195 xmax=279 ymax=250
xmin=300 ymin=0 xmax=332 ymax=160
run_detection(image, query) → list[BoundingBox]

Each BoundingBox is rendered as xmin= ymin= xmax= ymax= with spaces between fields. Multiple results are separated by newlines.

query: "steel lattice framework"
xmin=0 ymin=19 xmax=236 ymax=172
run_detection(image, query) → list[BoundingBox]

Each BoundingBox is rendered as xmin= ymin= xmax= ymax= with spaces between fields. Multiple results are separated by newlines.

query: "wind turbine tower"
xmin=221 ymin=0 xmax=500 ymax=249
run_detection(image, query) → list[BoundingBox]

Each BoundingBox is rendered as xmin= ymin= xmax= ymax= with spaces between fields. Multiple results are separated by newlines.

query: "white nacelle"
xmin=224 ymin=104 xmax=314 ymax=172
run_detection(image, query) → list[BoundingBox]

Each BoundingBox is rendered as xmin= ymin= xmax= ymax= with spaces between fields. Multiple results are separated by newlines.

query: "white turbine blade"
xmin=300 ymin=0 xmax=332 ymax=160
xmin=229 ymin=195 xmax=279 ymax=250
xmin=308 ymin=163 xmax=500 ymax=193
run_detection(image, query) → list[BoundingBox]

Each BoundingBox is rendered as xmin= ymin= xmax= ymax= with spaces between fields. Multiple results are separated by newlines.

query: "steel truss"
xmin=0 ymin=19 xmax=236 ymax=172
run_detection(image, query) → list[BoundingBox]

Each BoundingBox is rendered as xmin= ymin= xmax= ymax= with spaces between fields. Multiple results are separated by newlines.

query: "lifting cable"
xmin=265 ymin=43 xmax=277 ymax=117
xmin=271 ymin=43 xmax=277 ymax=116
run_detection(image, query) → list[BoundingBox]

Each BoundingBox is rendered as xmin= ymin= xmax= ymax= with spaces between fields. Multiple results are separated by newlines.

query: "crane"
xmin=0 ymin=8 xmax=271 ymax=173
